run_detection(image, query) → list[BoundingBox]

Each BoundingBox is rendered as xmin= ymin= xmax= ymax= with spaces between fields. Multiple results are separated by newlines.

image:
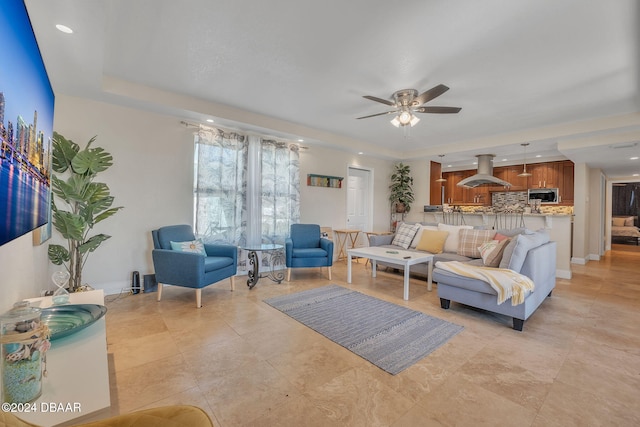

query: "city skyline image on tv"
xmin=0 ymin=0 xmax=55 ymax=246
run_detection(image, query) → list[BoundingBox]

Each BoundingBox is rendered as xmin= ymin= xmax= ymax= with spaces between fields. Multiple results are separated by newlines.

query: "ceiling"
xmin=24 ymin=0 xmax=640 ymax=177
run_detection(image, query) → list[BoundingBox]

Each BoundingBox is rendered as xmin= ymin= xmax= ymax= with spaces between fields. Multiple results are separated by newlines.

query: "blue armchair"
xmin=285 ymin=224 xmax=333 ymax=281
xmin=151 ymin=225 xmax=237 ymax=308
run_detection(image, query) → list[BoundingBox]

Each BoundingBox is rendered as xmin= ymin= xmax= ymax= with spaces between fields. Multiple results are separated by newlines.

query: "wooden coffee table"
xmin=347 ymin=246 xmax=434 ymax=300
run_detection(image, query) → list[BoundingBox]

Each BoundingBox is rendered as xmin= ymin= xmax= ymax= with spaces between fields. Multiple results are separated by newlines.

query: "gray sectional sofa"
xmin=369 ymin=223 xmax=557 ymax=331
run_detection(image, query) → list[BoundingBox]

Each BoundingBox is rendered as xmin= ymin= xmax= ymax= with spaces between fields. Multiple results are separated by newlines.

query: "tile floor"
xmin=103 ymin=247 xmax=640 ymax=427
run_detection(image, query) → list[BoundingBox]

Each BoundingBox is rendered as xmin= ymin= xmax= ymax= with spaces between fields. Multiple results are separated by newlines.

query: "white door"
xmin=347 ymin=167 xmax=372 ymax=248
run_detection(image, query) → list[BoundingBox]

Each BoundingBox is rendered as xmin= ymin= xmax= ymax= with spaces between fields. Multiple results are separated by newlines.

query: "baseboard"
xmin=92 ymin=280 xmax=136 ymax=296
xmin=556 ymin=269 xmax=572 ymax=279
xmin=588 ymin=253 xmax=601 ymax=261
xmin=571 ymin=257 xmax=587 ymax=265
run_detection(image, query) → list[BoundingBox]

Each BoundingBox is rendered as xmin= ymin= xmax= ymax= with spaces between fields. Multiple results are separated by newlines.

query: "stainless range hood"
xmin=457 ymin=154 xmax=512 ymax=188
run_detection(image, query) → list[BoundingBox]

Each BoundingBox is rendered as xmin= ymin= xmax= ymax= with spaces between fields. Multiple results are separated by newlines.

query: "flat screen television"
xmin=0 ymin=0 xmax=55 ymax=246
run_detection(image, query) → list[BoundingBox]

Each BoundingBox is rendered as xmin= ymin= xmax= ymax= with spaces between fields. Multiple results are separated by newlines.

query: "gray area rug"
xmin=264 ymin=284 xmax=464 ymax=375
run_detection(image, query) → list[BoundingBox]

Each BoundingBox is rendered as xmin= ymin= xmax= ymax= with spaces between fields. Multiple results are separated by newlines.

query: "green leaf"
xmin=78 ymin=234 xmax=111 ymax=254
xmin=48 ymin=244 xmax=70 ymax=265
xmin=94 ymin=206 xmax=123 ymax=224
xmin=51 ymin=132 xmax=79 ymax=173
xmin=52 ymin=211 xmax=86 ymax=241
xmin=72 ymin=147 xmax=113 ymax=175
xmin=52 ymin=175 xmax=92 ymax=205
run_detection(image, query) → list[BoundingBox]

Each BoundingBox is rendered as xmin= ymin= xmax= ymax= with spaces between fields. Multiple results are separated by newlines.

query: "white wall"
xmin=0 ymin=95 xmax=395 ymax=304
xmin=299 ymin=146 xmax=392 ymax=232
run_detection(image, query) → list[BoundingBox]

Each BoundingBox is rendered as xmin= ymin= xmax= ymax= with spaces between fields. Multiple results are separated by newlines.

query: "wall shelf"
xmin=307 ymin=174 xmax=343 ymax=188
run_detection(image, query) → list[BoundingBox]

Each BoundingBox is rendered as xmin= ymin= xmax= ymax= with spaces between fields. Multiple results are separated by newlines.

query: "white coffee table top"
xmin=348 ymin=246 xmax=433 ymax=265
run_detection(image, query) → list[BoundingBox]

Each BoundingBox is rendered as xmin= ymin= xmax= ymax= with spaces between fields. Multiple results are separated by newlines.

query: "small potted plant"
xmin=389 ymin=162 xmax=415 ymax=213
xmin=47 ymin=132 xmax=123 ymax=292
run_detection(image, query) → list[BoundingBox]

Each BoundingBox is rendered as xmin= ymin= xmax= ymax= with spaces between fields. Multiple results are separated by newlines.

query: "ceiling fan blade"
xmin=362 ymin=95 xmax=395 ymax=106
xmin=356 ymin=110 xmax=397 ymax=119
xmin=414 ymin=106 xmax=461 ymax=114
xmin=413 ymin=84 xmax=450 ymax=106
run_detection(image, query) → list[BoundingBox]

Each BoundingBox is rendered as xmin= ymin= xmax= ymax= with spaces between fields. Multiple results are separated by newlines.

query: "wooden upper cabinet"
xmin=528 ymin=161 xmax=561 ymax=188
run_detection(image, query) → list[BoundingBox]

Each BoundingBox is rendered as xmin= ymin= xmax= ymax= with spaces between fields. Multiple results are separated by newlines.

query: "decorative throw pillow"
xmin=493 ymin=233 xmax=510 ymax=242
xmin=481 ymin=238 xmax=511 ymax=267
xmin=612 ymin=217 xmax=626 ymax=227
xmin=416 ymin=230 xmax=449 ymax=254
xmin=170 ymin=239 xmax=207 ymax=256
xmin=457 ymin=229 xmax=497 ymax=258
xmin=624 ymin=217 xmax=635 ymax=227
xmin=392 ymin=222 xmax=420 ymax=249
xmin=479 ymin=240 xmax=499 ymax=263
xmin=410 ymin=225 xmax=438 ymax=248
xmin=437 ymin=223 xmax=474 ymax=253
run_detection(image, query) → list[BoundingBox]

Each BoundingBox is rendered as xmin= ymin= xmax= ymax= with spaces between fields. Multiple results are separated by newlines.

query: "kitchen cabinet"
xmin=528 ymin=162 xmax=560 ymax=188
xmin=560 ymin=160 xmax=574 ymax=204
xmin=430 ymin=161 xmax=445 ymax=205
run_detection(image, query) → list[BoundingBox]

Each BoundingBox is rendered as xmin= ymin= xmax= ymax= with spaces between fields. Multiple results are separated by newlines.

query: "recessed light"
xmin=206 ymin=119 xmax=214 ymax=123
xmin=631 ymin=157 xmax=639 ymax=160
xmin=297 ymin=139 xmax=304 ymax=142
xmin=535 ymin=155 xmax=542 ymax=158
xmin=501 ymin=158 xmax=507 ymax=162
xmin=358 ymin=152 xmax=364 ymax=155
xmin=633 ymin=174 xmax=640 ymax=177
xmin=56 ymin=24 xmax=73 ymax=34
xmin=447 ymin=165 xmax=452 ymax=168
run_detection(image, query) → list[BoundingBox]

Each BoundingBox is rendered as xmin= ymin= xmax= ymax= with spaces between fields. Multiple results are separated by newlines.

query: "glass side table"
xmin=242 ymin=244 xmax=285 ymax=289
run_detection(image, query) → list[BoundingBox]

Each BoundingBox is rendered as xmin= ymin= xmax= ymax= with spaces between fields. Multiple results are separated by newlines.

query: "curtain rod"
xmin=179 ymin=120 xmax=309 ymax=149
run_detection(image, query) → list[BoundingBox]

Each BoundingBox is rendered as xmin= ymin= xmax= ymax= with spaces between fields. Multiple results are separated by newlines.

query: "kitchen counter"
xmin=421 ymin=211 xmax=572 ymax=279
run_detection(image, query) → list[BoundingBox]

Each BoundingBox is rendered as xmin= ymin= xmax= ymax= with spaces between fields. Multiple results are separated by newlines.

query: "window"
xmin=193 ymin=128 xmax=300 ymax=249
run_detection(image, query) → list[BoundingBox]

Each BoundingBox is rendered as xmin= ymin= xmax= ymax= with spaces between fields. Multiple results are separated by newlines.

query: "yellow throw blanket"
xmin=436 ymin=261 xmax=535 ymax=306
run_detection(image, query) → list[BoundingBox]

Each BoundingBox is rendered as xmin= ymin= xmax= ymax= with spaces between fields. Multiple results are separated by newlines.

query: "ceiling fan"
xmin=357 ymin=84 xmax=461 ymax=127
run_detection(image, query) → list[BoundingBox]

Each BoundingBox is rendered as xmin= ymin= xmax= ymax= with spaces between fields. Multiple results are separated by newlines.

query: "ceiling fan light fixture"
xmin=398 ymin=110 xmax=412 ymax=125
xmin=390 ymin=116 xmax=401 ymax=127
xmin=409 ymin=115 xmax=420 ymax=127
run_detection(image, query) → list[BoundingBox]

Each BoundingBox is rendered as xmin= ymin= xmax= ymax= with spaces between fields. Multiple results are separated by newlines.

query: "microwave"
xmin=528 ymin=188 xmax=559 ymax=204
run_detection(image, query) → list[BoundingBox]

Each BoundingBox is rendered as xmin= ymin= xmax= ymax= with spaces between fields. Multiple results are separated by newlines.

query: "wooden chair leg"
xmin=157 ymin=283 xmax=163 ymax=301
xmin=287 ymin=268 xmax=291 ymax=281
xmin=230 ymin=275 xmax=235 ymax=291
xmin=195 ymin=288 xmax=202 ymax=308
xmin=328 ymin=266 xmax=332 ymax=280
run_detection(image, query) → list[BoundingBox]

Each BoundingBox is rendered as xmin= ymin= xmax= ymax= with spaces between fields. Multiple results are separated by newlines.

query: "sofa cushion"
xmin=457 ymin=229 xmax=496 ymax=258
xmin=410 ymin=225 xmax=438 ymax=248
xmin=501 ymin=230 xmax=550 ymax=272
xmin=292 ymin=248 xmax=328 ymax=258
xmin=392 ymin=222 xmax=420 ymax=249
xmin=416 ymin=230 xmax=449 ymax=254
xmin=438 ymin=223 xmax=474 ymax=253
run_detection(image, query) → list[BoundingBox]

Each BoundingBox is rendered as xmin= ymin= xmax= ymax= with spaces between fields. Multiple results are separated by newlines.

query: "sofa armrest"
xmin=369 ymin=234 xmax=394 ymax=246
xmin=520 ymin=241 xmax=556 ymax=294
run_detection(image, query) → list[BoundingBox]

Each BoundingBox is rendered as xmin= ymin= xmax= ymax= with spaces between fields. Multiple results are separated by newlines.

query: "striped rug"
xmin=264 ymin=284 xmax=463 ymax=375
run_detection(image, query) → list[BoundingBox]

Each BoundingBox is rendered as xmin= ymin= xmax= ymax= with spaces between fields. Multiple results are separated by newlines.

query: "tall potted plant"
xmin=389 ymin=162 xmax=415 ymax=213
xmin=48 ymin=132 xmax=123 ymax=291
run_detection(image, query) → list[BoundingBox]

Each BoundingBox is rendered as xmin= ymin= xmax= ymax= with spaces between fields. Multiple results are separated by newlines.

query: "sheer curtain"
xmin=260 ymin=139 xmax=300 ymax=244
xmin=194 ymin=128 xmax=248 ymax=245
xmin=193 ymin=128 xmax=300 ymax=270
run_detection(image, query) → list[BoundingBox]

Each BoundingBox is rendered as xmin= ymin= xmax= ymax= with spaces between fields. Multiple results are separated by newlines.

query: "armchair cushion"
xmin=292 ymin=248 xmax=328 ymax=258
